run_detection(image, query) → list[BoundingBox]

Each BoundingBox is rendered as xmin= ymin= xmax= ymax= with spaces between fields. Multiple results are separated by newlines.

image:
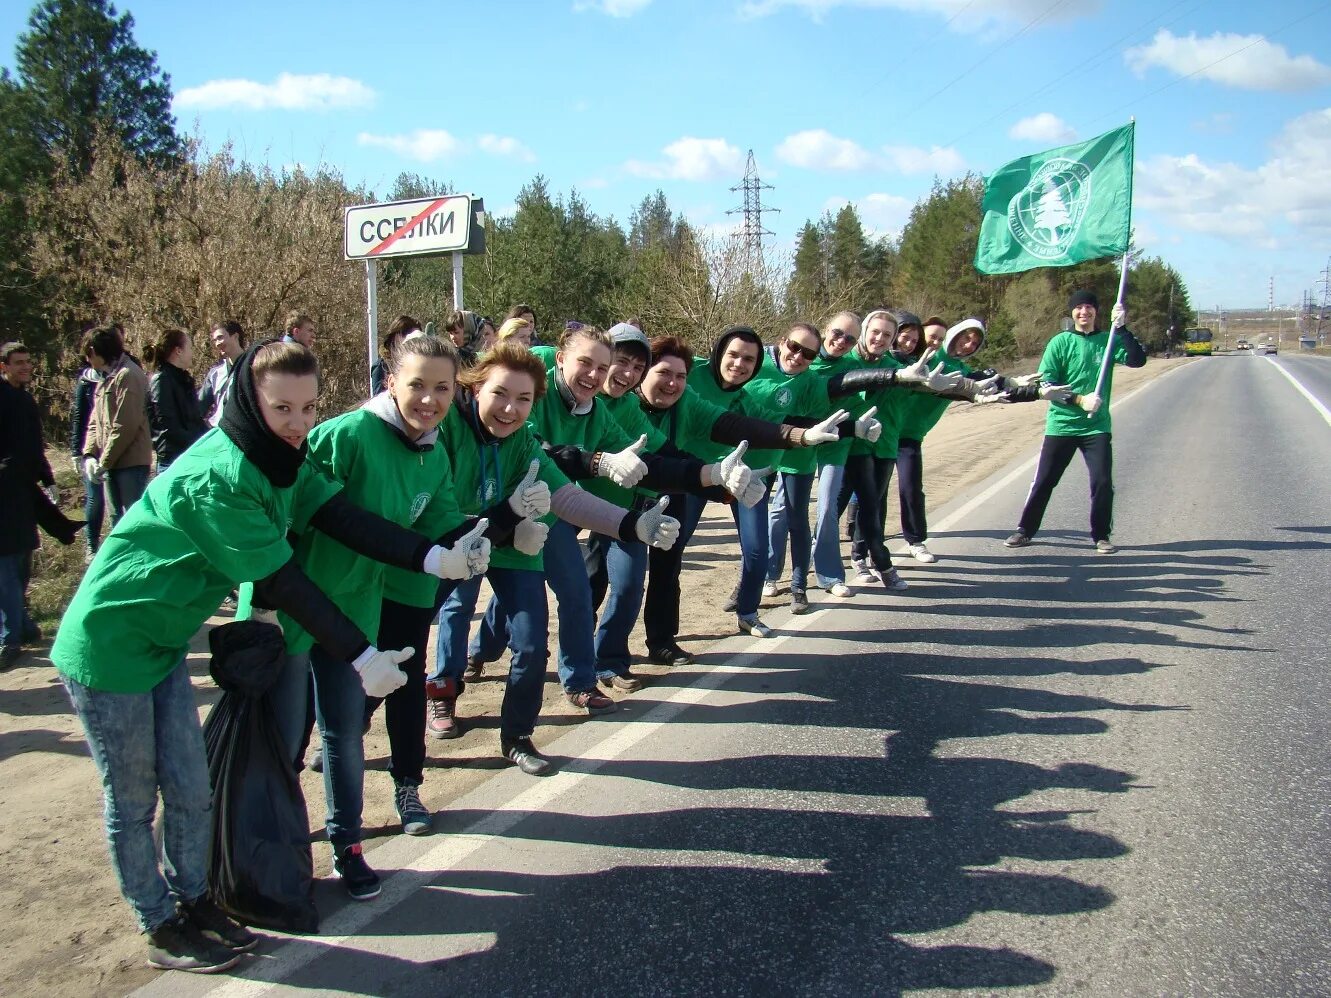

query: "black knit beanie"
xmin=1068 ymin=290 xmax=1099 ymax=311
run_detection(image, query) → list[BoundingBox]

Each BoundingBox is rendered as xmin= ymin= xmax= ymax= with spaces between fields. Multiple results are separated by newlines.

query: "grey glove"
xmin=508 ymin=460 xmax=551 ymax=519
xmin=352 ymin=646 xmax=411 ymax=699
xmin=512 ymin=518 xmax=549 ymax=556
xmin=1038 ymin=384 xmax=1075 ymax=404
xmin=801 ymin=409 xmax=849 ymax=446
xmin=423 ymin=519 xmax=491 ymax=579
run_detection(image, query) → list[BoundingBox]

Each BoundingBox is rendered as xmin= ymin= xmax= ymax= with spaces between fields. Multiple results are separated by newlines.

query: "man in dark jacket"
xmin=1 ymin=342 xmax=68 ymax=665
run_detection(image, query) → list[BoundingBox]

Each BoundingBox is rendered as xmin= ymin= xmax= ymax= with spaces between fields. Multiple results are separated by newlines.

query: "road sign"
xmin=344 ymin=195 xmax=474 ymax=260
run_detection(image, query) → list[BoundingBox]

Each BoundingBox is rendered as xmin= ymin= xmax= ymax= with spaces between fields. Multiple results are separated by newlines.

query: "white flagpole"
xmin=1092 ymin=250 xmax=1131 ymax=398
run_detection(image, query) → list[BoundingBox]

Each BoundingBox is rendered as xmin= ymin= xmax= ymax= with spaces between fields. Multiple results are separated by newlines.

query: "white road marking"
xmin=1266 ymin=357 xmax=1331 ymax=429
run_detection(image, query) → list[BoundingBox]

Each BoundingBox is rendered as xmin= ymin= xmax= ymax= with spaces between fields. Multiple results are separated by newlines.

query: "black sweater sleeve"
xmin=540 ymin=441 xmax=597 ymax=481
xmin=308 ymin=492 xmax=434 ymax=571
xmin=709 ymin=410 xmax=801 ymax=450
xmin=252 ymin=557 xmax=371 ymax=663
xmin=825 ymin=367 xmax=903 ymax=398
xmin=1119 ymin=327 xmax=1148 ymax=368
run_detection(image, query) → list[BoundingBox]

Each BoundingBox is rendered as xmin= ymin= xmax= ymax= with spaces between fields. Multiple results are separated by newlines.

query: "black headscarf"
xmin=219 ymin=340 xmax=307 ymax=487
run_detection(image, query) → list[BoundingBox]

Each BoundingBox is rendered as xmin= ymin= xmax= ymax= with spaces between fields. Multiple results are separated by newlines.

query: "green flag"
xmin=974 ymin=122 xmax=1134 ymax=275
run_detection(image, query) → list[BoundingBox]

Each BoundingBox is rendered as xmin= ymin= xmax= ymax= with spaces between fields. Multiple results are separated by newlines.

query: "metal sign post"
xmin=364 ymin=259 xmax=379 ymax=397
xmin=452 ymin=253 xmax=464 ymax=311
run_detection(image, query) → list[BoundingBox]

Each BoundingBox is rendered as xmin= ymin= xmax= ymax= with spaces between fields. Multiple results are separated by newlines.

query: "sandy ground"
xmin=0 ymin=358 xmax=1184 ymax=996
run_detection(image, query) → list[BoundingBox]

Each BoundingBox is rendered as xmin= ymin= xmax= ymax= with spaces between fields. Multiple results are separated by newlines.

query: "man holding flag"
xmin=972 ymin=121 xmax=1147 ymax=554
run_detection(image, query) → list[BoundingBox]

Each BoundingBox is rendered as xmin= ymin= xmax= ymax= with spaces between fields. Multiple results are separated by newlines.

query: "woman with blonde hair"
xmin=495 ymin=316 xmax=534 ymax=348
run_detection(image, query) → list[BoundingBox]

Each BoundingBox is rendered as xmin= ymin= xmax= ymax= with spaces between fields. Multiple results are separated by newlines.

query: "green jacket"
xmin=52 ymin=428 xmax=340 ymax=692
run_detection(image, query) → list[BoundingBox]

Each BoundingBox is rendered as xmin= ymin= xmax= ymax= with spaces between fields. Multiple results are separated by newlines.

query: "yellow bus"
xmin=1184 ymin=327 xmax=1213 ymax=356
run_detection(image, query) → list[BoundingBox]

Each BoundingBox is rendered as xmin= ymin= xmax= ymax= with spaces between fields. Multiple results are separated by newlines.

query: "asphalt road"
xmin=143 ymin=354 xmax=1331 ymax=997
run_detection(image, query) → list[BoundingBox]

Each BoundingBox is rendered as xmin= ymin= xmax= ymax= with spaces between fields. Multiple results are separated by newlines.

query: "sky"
xmin=3 ymin=0 xmax=1330 ymax=311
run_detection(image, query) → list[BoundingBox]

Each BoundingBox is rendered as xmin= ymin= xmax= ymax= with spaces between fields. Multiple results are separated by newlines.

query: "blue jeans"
xmin=0 ymin=552 xmax=31 ymax=649
xmin=106 ymin=465 xmax=150 ymax=526
xmin=766 ymin=471 xmax=814 ymax=592
xmin=473 ymin=520 xmax=597 ymax=692
xmin=80 ymin=466 xmax=106 ymax=553
xmin=584 ymin=531 xmax=648 ymax=678
xmin=62 ymin=659 xmax=211 ymax=932
xmin=433 ymin=567 xmax=548 ymax=740
xmin=271 ymin=647 xmax=367 ymax=849
xmin=730 ymin=481 xmax=773 ymax=618
xmin=812 ymin=463 xmax=848 ymax=587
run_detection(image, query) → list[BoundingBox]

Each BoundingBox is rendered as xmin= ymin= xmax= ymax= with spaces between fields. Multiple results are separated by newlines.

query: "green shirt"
xmin=438 ymin=401 xmax=571 ymax=571
xmin=810 ymin=351 xmax=867 ymax=469
xmin=283 ymin=410 xmax=467 ymax=637
xmin=848 ymin=353 xmax=910 ymax=460
xmin=742 ymin=352 xmax=834 ymax=475
xmin=898 ymin=353 xmax=970 ymax=442
xmin=52 ymin=429 xmax=340 ymax=693
xmin=1039 ymin=329 xmax=1132 ymax=437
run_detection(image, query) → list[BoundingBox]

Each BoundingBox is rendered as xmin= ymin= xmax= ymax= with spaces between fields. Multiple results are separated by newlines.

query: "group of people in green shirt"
xmin=50 ymin=289 xmax=1143 ymax=975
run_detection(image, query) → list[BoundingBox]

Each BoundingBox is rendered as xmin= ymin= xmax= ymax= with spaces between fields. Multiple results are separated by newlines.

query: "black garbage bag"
xmin=203 ymin=619 xmax=319 ymax=933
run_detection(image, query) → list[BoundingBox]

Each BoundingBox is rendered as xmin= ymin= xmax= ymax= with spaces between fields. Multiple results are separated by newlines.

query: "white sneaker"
xmin=907 ymin=544 xmax=937 ymax=564
xmin=880 ymin=569 xmax=909 ymax=591
xmin=738 ymin=615 xmax=774 ymax=638
xmin=827 ymin=582 xmax=853 ymax=598
xmin=761 ymin=580 xmax=779 ymax=598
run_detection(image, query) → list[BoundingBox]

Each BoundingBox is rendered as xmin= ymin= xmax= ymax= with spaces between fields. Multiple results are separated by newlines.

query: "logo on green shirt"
xmin=775 ymin=386 xmax=793 ymax=408
xmin=409 ymin=492 xmax=431 ymax=524
xmin=478 ymin=477 xmax=498 ymax=504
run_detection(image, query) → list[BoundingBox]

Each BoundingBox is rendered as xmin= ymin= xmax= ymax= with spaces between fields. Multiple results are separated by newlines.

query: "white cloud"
xmin=1136 ymin=107 xmax=1331 ymax=245
xmin=175 ymin=73 xmax=375 ymax=111
xmin=357 ymin=129 xmax=460 ymax=162
xmin=573 ymin=0 xmax=652 ymax=15
xmin=882 ymin=143 xmax=964 ymax=175
xmin=1191 ymin=112 xmax=1234 ymax=135
xmin=776 ymin=129 xmax=872 ymax=170
xmin=737 ymin=0 xmax=1099 ymax=31
xmin=477 ymin=134 xmax=536 ymax=162
xmin=1124 ymin=30 xmax=1331 ymax=92
xmin=1009 ymin=112 xmax=1076 ymax=145
xmin=581 ymin=177 xmax=610 ymax=189
xmin=624 ymin=137 xmax=745 ymax=181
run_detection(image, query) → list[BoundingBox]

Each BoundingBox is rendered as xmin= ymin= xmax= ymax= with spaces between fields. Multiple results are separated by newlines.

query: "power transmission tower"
xmin=727 ymin=150 xmax=778 ymax=275
xmin=1317 ymin=258 xmax=1331 ymax=343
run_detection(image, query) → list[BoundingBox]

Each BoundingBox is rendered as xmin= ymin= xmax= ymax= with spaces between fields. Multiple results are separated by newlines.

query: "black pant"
xmin=363 ymin=598 xmax=435 ymax=786
xmin=837 ymin=454 xmax=895 ymax=571
xmin=1017 ymin=433 xmax=1114 ymax=541
xmin=896 ymin=437 xmax=927 ymax=545
xmin=643 ymin=493 xmax=700 ymax=649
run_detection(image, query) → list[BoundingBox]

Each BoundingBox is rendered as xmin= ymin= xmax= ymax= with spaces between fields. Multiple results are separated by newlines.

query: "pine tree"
xmin=1033 ymin=181 xmax=1070 ymax=243
xmin=15 ymin=0 xmax=181 ymax=175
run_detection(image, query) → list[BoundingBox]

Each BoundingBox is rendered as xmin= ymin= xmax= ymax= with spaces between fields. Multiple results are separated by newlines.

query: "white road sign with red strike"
xmin=344 ymin=195 xmax=473 ymax=260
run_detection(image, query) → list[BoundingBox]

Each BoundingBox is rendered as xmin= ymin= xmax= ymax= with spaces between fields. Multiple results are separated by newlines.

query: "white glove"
xmin=923 ymin=362 xmax=963 ymax=394
xmin=512 ymin=517 xmax=549 ymax=556
xmin=854 ymin=405 xmax=881 ymax=443
xmin=801 ymin=409 xmax=849 ymax=446
xmin=1038 ymin=384 xmax=1075 ymax=404
xmin=733 ymin=467 xmax=773 ymax=508
xmin=634 ymin=496 xmax=681 ymax=550
xmin=1078 ymin=392 xmax=1103 ymax=415
xmin=83 ymin=456 xmax=105 ymax=484
xmin=705 ymin=440 xmax=754 ymax=496
xmin=1011 ymin=372 xmax=1042 ymax=388
xmin=351 ymin=646 xmax=411 ymax=699
xmin=973 ymin=374 xmax=1003 ymax=396
xmin=596 ymin=434 xmax=648 ymax=488
xmin=971 ymin=391 xmax=1006 ymax=405
xmin=423 ymin=519 xmax=490 ymax=579
xmin=507 ymin=459 xmax=551 ymax=519
xmin=1111 ymin=303 xmax=1126 ymax=330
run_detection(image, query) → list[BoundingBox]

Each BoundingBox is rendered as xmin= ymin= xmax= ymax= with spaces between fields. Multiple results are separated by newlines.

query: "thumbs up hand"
xmin=634 ymin=496 xmax=681 ymax=550
xmin=854 ymin=405 xmax=881 ymax=442
xmin=424 ymin=518 xmax=492 ymax=579
xmin=596 ymin=434 xmax=649 ymax=488
xmin=508 ymin=460 xmax=551 ymax=519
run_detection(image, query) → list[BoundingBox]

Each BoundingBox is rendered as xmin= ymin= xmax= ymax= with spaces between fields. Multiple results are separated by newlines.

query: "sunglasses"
xmin=783 ymin=338 xmax=820 ymax=361
xmin=828 ymin=327 xmax=857 ymax=344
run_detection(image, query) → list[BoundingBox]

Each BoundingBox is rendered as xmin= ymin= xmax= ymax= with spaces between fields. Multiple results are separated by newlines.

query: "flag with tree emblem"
xmin=974 ymin=122 xmax=1134 ymax=275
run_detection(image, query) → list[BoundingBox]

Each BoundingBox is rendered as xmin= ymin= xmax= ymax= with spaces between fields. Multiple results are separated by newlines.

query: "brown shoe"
xmin=425 ymin=678 xmax=461 ymax=739
xmin=601 ymin=672 xmax=644 ymax=692
xmin=462 ymin=655 xmax=484 ymax=682
xmin=565 ymin=688 xmax=616 ymax=714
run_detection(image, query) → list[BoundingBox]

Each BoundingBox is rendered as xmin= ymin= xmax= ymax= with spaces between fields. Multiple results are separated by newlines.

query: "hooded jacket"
xmin=898 ymin=319 xmax=984 ymax=442
xmin=69 ymin=366 xmax=103 ymax=460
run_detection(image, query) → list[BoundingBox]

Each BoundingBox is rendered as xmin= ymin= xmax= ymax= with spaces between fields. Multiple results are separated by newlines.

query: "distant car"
xmin=1236 ymin=340 xmax=1252 ymax=352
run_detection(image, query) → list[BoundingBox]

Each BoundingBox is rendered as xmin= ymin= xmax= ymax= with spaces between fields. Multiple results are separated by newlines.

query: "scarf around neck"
xmin=219 ymin=342 xmax=307 ymax=487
